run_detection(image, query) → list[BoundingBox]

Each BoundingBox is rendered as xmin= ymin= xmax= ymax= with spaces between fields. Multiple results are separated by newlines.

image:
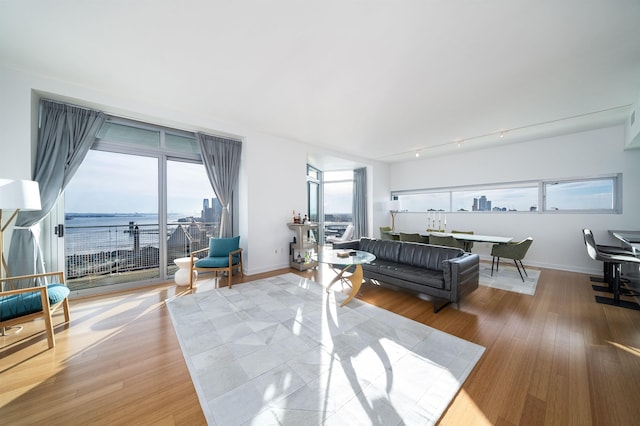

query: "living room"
xmin=2 ymin=2 xmax=640 ymax=424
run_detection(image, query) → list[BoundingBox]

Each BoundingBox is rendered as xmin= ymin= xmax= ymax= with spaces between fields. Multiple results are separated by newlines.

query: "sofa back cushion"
xmin=359 ymin=238 xmax=402 ymax=262
xmin=398 ymin=242 xmax=463 ymax=271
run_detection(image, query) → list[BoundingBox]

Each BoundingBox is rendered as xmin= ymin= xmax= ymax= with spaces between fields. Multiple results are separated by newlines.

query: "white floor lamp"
xmin=0 ymin=179 xmax=42 ymax=335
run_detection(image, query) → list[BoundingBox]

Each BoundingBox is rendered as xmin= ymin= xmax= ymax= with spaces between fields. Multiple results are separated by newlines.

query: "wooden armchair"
xmin=190 ymin=236 xmax=243 ymax=289
xmin=1 ymin=271 xmax=70 ymax=349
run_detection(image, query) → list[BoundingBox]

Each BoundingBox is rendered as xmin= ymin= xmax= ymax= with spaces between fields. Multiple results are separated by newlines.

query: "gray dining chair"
xmin=491 ymin=237 xmax=533 ymax=282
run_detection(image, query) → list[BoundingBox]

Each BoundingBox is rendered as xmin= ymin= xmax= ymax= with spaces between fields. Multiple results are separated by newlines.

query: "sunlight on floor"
xmin=441 ymin=389 xmax=492 ymax=425
xmin=608 ymin=340 xmax=640 ymax=357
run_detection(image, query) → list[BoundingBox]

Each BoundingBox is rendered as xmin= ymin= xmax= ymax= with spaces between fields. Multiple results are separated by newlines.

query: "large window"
xmin=63 ymin=117 xmax=223 ymax=294
xmin=392 ymin=174 xmax=621 ymax=214
xmin=323 ymin=171 xmax=353 ymax=239
xmin=544 ymin=177 xmax=618 ymax=211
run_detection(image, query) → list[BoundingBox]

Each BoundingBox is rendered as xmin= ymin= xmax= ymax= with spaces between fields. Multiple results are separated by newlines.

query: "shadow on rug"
xmin=166 ymin=273 xmax=485 ymax=425
xmin=479 ymin=264 xmax=540 ymax=295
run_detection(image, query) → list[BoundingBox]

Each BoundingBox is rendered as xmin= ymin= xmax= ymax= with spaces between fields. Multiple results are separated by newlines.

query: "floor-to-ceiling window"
xmin=62 ymin=117 xmax=223 ymax=295
xmin=323 ymin=170 xmax=353 ymax=243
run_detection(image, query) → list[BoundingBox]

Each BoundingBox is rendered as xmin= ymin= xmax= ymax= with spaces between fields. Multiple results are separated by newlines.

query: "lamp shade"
xmin=0 ymin=179 xmax=42 ymax=211
xmin=388 ymin=199 xmax=401 ymax=212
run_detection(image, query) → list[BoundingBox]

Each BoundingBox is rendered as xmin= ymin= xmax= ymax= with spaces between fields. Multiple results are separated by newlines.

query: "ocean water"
xmin=64 ymin=213 xmax=189 ymax=255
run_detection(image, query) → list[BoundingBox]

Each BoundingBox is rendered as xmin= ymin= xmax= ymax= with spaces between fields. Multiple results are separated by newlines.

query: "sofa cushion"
xmin=363 ymin=260 xmax=446 ymax=289
xmin=359 ymin=238 xmax=402 ymax=262
xmin=398 ymin=242 xmax=463 ymax=271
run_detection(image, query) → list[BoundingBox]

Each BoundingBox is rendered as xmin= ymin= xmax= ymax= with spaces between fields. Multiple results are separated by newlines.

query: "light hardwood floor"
xmin=1 ymin=265 xmax=639 ymax=425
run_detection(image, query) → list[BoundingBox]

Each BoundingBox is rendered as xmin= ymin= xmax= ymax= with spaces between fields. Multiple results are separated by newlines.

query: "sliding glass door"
xmin=59 ymin=117 xmax=225 ymax=296
xmin=64 ymin=150 xmax=160 ymax=292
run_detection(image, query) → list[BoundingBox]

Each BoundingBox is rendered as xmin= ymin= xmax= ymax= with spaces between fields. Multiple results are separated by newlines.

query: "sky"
xmin=66 ymin=151 xmax=613 ymax=215
xmin=65 ymin=150 xmax=215 ymax=215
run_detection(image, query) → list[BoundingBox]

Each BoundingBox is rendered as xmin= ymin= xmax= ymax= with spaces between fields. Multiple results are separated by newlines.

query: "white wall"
xmin=0 ymin=65 xmax=324 ymax=276
xmin=388 ymin=125 xmax=640 ymax=274
xmin=0 ymin=64 xmax=394 ymax=276
xmin=4 ymin=63 xmax=636 ymax=277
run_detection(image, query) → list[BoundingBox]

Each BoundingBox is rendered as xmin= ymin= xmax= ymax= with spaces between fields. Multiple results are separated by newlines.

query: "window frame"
xmin=391 ymin=173 xmax=622 ymax=214
xmin=64 ymin=115 xmax=235 ymax=295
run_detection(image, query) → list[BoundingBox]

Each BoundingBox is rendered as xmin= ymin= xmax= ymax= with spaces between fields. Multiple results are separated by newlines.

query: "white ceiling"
xmin=2 ymin=1 xmax=640 ymax=164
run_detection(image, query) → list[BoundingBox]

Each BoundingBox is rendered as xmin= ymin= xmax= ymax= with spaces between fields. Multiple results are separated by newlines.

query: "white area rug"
xmin=166 ymin=273 xmax=485 ymax=425
xmin=479 ymin=263 xmax=540 ymax=295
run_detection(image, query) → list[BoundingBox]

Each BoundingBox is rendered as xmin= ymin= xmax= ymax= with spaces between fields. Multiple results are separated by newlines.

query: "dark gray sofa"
xmin=334 ymin=238 xmax=480 ymax=312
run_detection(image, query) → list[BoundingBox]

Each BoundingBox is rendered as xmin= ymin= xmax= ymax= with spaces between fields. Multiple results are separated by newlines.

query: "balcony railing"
xmin=65 ymin=221 xmax=216 ymax=291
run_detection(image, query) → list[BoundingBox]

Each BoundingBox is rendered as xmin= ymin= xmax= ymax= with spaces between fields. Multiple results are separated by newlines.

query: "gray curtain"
xmin=352 ymin=167 xmax=368 ymax=239
xmin=8 ymin=100 xmax=106 ymax=277
xmin=196 ymin=133 xmax=242 ymax=238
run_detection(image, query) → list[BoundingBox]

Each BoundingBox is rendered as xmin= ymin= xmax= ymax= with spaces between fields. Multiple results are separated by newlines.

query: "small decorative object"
xmin=337 ymin=251 xmax=350 ymax=258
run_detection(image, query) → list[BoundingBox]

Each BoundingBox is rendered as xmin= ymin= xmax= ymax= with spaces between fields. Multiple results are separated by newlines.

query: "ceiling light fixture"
xmin=378 ymin=104 xmax=631 ymax=162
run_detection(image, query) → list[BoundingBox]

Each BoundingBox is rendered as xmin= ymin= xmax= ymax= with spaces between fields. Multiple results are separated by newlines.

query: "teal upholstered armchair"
xmin=491 ymin=237 xmax=534 ymax=282
xmin=0 ymin=271 xmax=70 ymax=349
xmin=189 ymin=236 xmax=243 ymax=289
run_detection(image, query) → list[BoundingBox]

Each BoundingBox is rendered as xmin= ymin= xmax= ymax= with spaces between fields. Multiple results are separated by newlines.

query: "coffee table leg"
xmin=340 ymin=264 xmax=363 ymax=307
xmin=326 ymin=264 xmax=350 ymax=292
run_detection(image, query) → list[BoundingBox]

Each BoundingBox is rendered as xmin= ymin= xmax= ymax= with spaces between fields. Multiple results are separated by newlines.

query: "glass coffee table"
xmin=315 ymin=249 xmax=376 ymax=307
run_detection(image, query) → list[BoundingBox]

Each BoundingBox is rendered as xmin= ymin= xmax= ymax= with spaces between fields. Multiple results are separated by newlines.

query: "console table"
xmin=287 ymin=222 xmax=318 ymax=271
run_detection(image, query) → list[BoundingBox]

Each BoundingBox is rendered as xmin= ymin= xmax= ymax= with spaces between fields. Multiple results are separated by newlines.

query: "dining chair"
xmin=379 ymin=226 xmax=394 ymax=240
xmin=582 ymin=229 xmax=640 ymax=310
xmin=582 ymin=228 xmax=635 ymax=290
xmin=399 ymin=232 xmax=422 ymax=243
xmin=451 ymin=230 xmax=475 ymax=252
xmin=491 ymin=237 xmax=533 ymax=282
xmin=429 ymin=234 xmax=466 ymax=250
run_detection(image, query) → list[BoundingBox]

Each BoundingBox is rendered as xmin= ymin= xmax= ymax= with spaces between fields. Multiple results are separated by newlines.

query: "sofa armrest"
xmin=332 ymin=240 xmax=361 ymax=250
xmin=447 ymin=253 xmax=480 ymax=301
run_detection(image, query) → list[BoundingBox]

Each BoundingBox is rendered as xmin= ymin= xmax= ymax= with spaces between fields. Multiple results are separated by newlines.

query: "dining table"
xmin=425 ymin=231 xmax=513 ymax=244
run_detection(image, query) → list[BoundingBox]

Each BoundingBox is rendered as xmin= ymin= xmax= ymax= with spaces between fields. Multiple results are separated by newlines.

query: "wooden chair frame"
xmin=1 ymin=271 xmax=70 ymax=349
xmin=189 ymin=247 xmax=243 ymax=289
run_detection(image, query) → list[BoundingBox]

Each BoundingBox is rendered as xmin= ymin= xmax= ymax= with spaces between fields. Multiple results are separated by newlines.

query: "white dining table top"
xmin=425 ymin=232 xmax=513 ymax=244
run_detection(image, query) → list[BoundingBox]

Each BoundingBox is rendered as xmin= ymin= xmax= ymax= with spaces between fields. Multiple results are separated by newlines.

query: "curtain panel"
xmin=196 ymin=133 xmax=242 ymax=238
xmin=352 ymin=167 xmax=368 ymax=239
xmin=8 ymin=100 xmax=106 ymax=278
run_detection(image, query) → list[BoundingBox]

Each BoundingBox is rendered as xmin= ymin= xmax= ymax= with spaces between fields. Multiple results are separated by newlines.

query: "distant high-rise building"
xmin=473 ymin=195 xmax=492 ymax=211
xmin=201 ymin=198 xmax=222 ymax=223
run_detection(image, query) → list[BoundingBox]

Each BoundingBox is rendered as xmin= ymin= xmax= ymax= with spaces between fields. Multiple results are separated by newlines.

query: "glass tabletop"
xmin=315 ymin=249 xmax=376 ymax=266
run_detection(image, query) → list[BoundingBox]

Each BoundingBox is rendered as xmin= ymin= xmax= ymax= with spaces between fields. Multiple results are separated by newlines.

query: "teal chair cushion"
xmin=195 ymin=256 xmax=241 ymax=268
xmin=0 ymin=283 xmax=69 ymax=322
xmin=208 ymin=236 xmax=240 ymax=257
